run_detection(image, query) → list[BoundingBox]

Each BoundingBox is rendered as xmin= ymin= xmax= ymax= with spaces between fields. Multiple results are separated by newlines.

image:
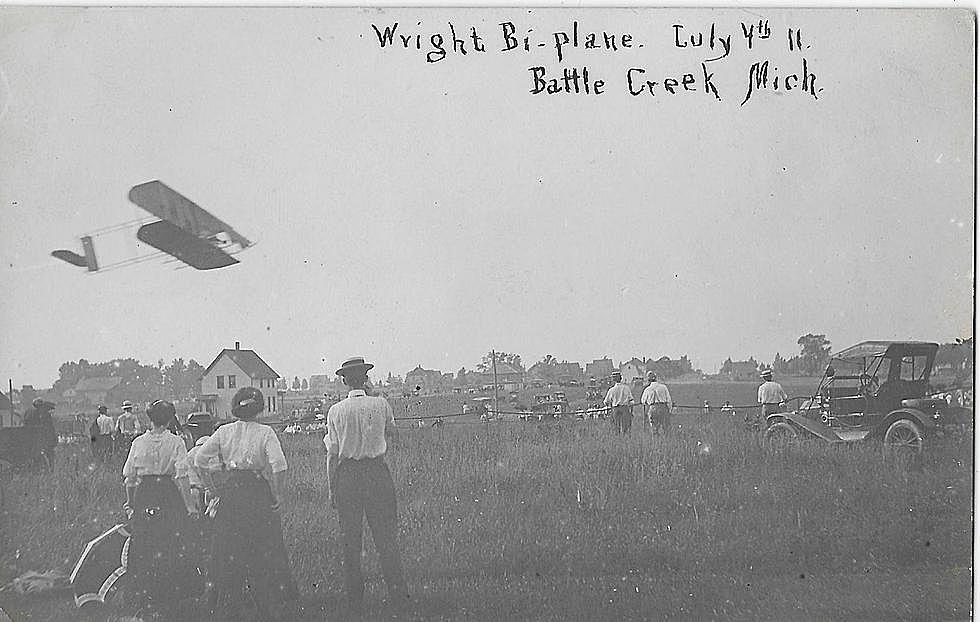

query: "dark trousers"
xmin=648 ymin=404 xmax=670 ymax=435
xmin=335 ymin=457 xmax=405 ymax=605
xmin=610 ymin=405 xmax=633 ymax=434
xmin=759 ymin=403 xmax=782 ymax=426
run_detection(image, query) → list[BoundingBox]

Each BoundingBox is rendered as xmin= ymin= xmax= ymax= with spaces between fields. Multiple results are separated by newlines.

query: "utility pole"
xmin=491 ymin=349 xmax=499 ymax=418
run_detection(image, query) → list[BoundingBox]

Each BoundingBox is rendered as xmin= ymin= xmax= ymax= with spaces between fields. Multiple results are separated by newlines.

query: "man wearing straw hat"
xmin=757 ymin=369 xmax=788 ymax=429
xmin=641 ymin=371 xmax=673 ymax=436
xmin=603 ymin=370 xmax=635 ymax=434
xmin=325 ymin=357 xmax=408 ymax=611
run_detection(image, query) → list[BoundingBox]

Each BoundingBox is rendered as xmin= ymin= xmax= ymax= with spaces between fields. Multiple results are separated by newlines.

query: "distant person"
xmin=641 ymin=371 xmax=673 ymax=436
xmin=603 ymin=371 xmax=635 ymax=434
xmin=326 ymin=357 xmax=408 ymax=612
xmin=121 ymin=399 xmax=200 ymax=619
xmin=757 ymin=369 xmax=788 ymax=428
xmin=23 ymin=398 xmax=57 ymax=466
xmin=115 ymin=400 xmax=141 ymax=455
xmin=90 ymin=405 xmax=115 ymax=462
xmin=195 ymin=386 xmax=297 ymax=621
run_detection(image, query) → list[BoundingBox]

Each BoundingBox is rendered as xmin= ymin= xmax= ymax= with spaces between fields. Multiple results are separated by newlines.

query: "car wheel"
xmin=883 ymin=419 xmax=923 ymax=454
xmin=764 ymin=421 xmax=797 ymax=446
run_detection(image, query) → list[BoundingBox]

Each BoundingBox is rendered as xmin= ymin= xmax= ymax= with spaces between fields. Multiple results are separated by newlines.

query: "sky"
xmin=0 ymin=7 xmax=974 ymax=388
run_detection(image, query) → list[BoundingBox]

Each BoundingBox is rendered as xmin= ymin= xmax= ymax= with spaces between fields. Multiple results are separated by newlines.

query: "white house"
xmin=198 ymin=342 xmax=281 ymax=419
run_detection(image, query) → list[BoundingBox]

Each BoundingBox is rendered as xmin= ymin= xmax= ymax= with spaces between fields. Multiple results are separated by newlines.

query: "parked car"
xmin=764 ymin=341 xmax=970 ymax=452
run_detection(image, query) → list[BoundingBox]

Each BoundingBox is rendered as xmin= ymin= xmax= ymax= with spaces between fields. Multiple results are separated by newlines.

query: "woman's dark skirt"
xmin=211 ymin=471 xmax=296 ymax=620
xmin=128 ymin=476 xmax=203 ymax=613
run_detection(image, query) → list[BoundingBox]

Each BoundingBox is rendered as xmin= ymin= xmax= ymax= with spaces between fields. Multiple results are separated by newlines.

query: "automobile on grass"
xmin=763 ymin=341 xmax=970 ymax=453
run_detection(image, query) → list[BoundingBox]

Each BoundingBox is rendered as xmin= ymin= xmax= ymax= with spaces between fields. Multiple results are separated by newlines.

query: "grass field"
xmin=0 ymin=406 xmax=973 ymax=621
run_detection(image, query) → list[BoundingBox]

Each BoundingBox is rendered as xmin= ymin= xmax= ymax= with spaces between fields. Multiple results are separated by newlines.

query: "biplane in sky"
xmin=51 ymin=181 xmax=253 ymax=273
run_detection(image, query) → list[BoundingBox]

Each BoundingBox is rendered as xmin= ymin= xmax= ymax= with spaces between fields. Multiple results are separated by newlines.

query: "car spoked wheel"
xmin=764 ymin=422 xmax=797 ymax=448
xmin=883 ymin=419 xmax=923 ymax=454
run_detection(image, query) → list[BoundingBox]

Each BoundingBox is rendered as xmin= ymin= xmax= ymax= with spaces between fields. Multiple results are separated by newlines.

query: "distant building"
xmin=585 ymin=358 xmax=615 ymax=381
xmin=491 ymin=361 xmax=525 ymax=391
xmin=73 ymin=376 xmax=124 ymax=407
xmin=405 ymin=365 xmax=445 ymax=394
xmin=555 ymin=362 xmax=584 ymax=383
xmin=198 ymin=342 xmax=281 ymax=418
xmin=619 ymin=358 xmax=647 ymax=384
xmin=719 ymin=358 xmax=759 ymax=381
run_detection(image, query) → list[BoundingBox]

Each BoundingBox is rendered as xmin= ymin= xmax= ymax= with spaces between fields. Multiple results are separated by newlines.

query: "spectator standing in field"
xmin=122 ymin=399 xmax=200 ymax=620
xmin=23 ymin=398 xmax=57 ymax=466
xmin=90 ymin=405 xmax=115 ymax=462
xmin=115 ymin=400 xmax=141 ymax=455
xmin=757 ymin=369 xmax=788 ymax=429
xmin=603 ymin=371 xmax=635 ymax=434
xmin=195 ymin=386 xmax=297 ymax=621
xmin=326 ymin=357 xmax=408 ymax=612
xmin=641 ymin=371 xmax=673 ymax=436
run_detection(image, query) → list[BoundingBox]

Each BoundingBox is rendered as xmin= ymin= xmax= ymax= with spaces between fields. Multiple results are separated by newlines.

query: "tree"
xmin=292 ymin=376 xmax=301 ymax=390
xmin=797 ymin=334 xmax=831 ymax=376
xmin=276 ymin=378 xmax=287 ymax=391
xmin=477 ymin=351 xmax=524 ymax=373
xmin=301 ymin=378 xmax=309 ymax=391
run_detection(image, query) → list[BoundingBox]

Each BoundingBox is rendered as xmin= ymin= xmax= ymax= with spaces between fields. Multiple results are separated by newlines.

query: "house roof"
xmin=493 ymin=362 xmax=523 ymax=375
xmin=74 ymin=377 xmax=123 ymax=392
xmin=203 ymin=349 xmax=280 ymax=379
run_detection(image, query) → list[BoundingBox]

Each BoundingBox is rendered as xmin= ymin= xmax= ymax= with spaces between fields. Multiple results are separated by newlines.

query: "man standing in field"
xmin=325 ymin=357 xmax=408 ymax=612
xmin=23 ymin=398 xmax=57 ymax=466
xmin=757 ymin=369 xmax=788 ymax=429
xmin=91 ymin=405 xmax=115 ymax=462
xmin=641 ymin=371 xmax=673 ymax=436
xmin=603 ymin=371 xmax=635 ymax=434
xmin=115 ymin=399 xmax=141 ymax=455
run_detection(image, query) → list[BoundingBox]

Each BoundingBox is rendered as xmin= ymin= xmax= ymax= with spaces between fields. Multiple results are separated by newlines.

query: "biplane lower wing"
xmin=129 ymin=180 xmax=252 ymax=249
xmin=136 ymin=220 xmax=239 ymax=270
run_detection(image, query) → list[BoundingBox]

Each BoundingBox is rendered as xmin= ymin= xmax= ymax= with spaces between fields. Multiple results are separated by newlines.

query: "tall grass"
xmin=0 ymin=415 xmax=972 ymax=620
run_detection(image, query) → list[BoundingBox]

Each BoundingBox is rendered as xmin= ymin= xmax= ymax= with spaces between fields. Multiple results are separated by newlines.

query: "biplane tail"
xmin=51 ymin=235 xmax=98 ymax=271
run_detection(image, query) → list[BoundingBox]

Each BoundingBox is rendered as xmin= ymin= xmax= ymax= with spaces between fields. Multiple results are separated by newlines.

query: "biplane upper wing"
xmin=128 ymin=180 xmax=252 ymax=249
xmin=136 ymin=220 xmax=240 ymax=270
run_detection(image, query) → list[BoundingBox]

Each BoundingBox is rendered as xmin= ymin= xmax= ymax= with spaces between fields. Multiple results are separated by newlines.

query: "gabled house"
xmin=73 ymin=376 xmax=123 ymax=407
xmin=198 ymin=342 xmax=281 ymax=418
xmin=619 ymin=358 xmax=647 ymax=384
xmin=405 ymin=365 xmax=445 ymax=394
xmin=585 ymin=358 xmax=615 ymax=381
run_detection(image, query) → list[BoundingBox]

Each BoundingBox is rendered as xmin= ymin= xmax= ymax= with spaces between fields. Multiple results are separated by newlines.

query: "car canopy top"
xmin=832 ymin=341 xmax=939 ymax=361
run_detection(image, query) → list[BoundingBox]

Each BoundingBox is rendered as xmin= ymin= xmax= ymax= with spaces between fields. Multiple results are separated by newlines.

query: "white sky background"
xmin=0 ymin=7 xmax=974 ymax=386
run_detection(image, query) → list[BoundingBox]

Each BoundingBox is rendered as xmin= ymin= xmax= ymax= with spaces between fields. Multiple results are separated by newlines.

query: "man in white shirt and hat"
xmin=757 ymin=369 xmax=788 ymax=429
xmin=641 ymin=371 xmax=673 ymax=436
xmin=325 ymin=357 xmax=408 ymax=611
xmin=603 ymin=371 xmax=635 ymax=434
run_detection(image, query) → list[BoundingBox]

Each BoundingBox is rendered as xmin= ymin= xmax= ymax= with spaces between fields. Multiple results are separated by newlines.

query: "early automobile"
xmin=763 ymin=341 xmax=969 ymax=452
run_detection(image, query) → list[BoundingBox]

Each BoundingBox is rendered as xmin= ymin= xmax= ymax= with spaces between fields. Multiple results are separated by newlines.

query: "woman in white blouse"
xmin=195 ymin=386 xmax=297 ymax=621
xmin=121 ymin=399 xmax=199 ymax=620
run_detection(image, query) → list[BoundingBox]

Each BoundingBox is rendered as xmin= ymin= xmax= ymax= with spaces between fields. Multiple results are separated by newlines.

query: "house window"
xmin=228 ymin=375 xmax=237 ymax=389
xmin=217 ymin=375 xmax=224 ymax=389
xmin=271 ymin=396 xmax=276 ymax=412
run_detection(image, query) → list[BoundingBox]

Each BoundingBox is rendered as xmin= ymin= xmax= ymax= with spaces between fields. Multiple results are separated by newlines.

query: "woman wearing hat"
xmin=121 ymin=399 xmax=200 ymax=620
xmin=194 ymin=386 xmax=296 ymax=620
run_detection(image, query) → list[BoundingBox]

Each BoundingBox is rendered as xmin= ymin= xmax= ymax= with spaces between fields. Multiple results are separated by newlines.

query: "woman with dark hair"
xmin=121 ymin=399 xmax=200 ymax=620
xmin=195 ymin=386 xmax=297 ymax=620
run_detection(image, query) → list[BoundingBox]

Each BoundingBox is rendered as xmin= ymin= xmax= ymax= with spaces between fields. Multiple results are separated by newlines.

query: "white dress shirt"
xmin=122 ymin=430 xmax=189 ymax=486
xmin=641 ymin=382 xmax=673 ymax=407
xmin=96 ymin=414 xmax=115 ymax=435
xmin=194 ymin=420 xmax=288 ymax=474
xmin=603 ymin=383 xmax=635 ymax=407
xmin=325 ymin=390 xmax=394 ymax=460
xmin=758 ymin=381 xmax=788 ymax=404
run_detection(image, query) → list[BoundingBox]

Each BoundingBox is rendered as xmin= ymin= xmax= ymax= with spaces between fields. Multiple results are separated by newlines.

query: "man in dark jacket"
xmin=23 ymin=398 xmax=57 ymax=465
